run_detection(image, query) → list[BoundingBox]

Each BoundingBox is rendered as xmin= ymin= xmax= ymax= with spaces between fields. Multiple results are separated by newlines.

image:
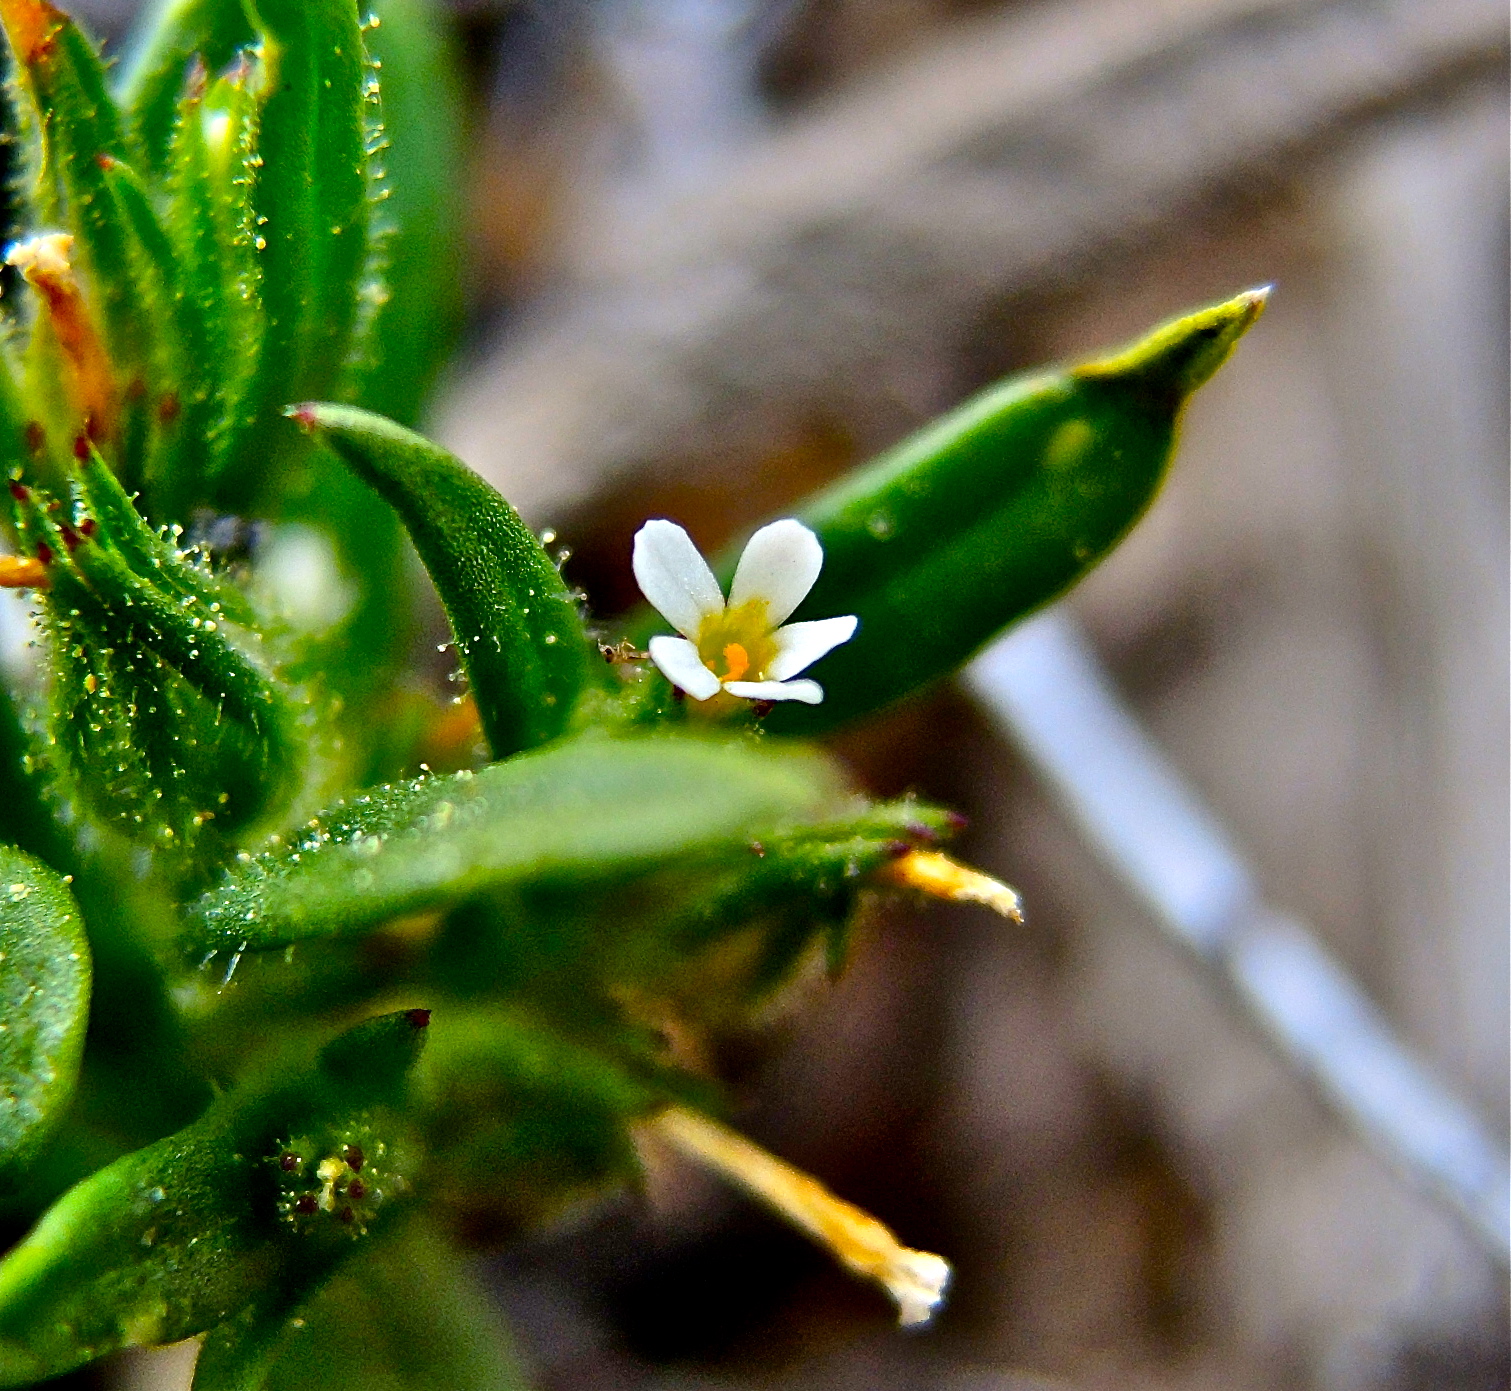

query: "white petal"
xmin=766 ymin=615 xmax=858 ymax=680
xmin=723 ymin=678 xmax=824 ymax=704
xmin=633 ymin=520 xmax=724 ymax=638
xmin=648 ymin=635 xmax=721 ymax=700
xmin=728 ymin=519 xmax=823 ymax=626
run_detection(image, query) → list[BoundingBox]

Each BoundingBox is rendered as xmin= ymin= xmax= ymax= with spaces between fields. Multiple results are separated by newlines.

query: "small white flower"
xmin=633 ymin=518 xmax=857 ymax=705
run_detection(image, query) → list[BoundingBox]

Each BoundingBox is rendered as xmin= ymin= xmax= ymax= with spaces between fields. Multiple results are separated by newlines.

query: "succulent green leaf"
xmin=220 ymin=0 xmax=373 ymax=502
xmin=0 ymin=1009 xmax=428 ymax=1385
xmin=74 ymin=443 xmax=254 ymax=622
xmin=345 ymin=0 xmax=466 ymax=428
xmin=664 ymin=799 xmax=962 ymax=993
xmin=0 ymin=845 xmax=90 ymax=1180
xmin=415 ymin=1006 xmax=669 ymax=1232
xmin=318 ymin=1007 xmax=433 ymax=1106
xmin=161 ymin=46 xmax=267 ymax=502
xmin=196 ymin=1222 xmax=528 ymax=1391
xmin=185 ymin=732 xmax=844 ymax=957
xmin=291 ymin=403 xmax=593 ymax=758
xmin=694 ymin=290 xmax=1267 ymax=733
xmin=117 ymin=0 xmax=256 ymax=175
xmin=0 ymin=339 xmax=35 ymax=501
xmin=0 ymin=684 xmax=70 ymax=870
xmin=96 ymin=151 xmax=212 ymax=505
xmin=428 ymin=797 xmax=962 ymax=1013
xmin=13 ymin=472 xmax=296 ymax=853
xmin=60 ymin=526 xmax=281 ymax=739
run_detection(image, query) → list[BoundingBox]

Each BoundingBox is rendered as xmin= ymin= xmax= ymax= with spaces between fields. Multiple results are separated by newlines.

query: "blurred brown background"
xmin=85 ymin=0 xmax=1507 ymax=1387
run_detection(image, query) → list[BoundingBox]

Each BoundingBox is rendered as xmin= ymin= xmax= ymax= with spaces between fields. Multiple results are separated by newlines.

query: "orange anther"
xmin=721 ymin=643 xmax=750 ymax=683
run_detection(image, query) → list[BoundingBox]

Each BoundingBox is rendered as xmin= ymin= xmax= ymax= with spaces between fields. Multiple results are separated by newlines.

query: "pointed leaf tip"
xmin=1076 ymin=285 xmax=1271 ymax=403
xmin=297 ymin=403 xmax=593 ymax=758
xmin=317 ymin=1008 xmax=433 ymax=1104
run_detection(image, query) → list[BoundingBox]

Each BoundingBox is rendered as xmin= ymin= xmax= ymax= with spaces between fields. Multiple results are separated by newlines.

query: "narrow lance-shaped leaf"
xmin=429 ymin=796 xmax=966 ymax=1015
xmin=0 ymin=337 xmax=37 ymax=507
xmin=290 ymin=403 xmax=594 ymax=758
xmin=0 ymin=845 xmax=90 ymax=1181
xmin=218 ymin=0 xmax=372 ymax=505
xmin=97 ymin=153 xmax=192 ymax=381
xmin=115 ymin=0 xmax=255 ymax=175
xmin=345 ymin=0 xmax=466 ymax=427
xmin=96 ymin=151 xmax=209 ymax=507
xmin=685 ymin=289 xmax=1268 ymax=734
xmin=74 ymin=441 xmax=254 ymax=623
xmin=0 ymin=1009 xmax=430 ymax=1386
xmin=185 ymin=732 xmax=843 ymax=957
xmin=162 ymin=47 xmax=267 ymax=499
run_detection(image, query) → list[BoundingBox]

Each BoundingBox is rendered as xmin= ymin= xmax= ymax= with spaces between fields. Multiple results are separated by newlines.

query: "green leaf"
xmin=96 ymin=150 xmax=214 ymax=510
xmin=0 ymin=1009 xmax=429 ymax=1386
xmin=290 ymin=403 xmax=593 ymax=758
xmin=219 ymin=0 xmax=373 ymax=505
xmin=427 ymin=797 xmax=960 ymax=1011
xmin=0 ymin=682 xmax=71 ymax=871
xmin=161 ymin=45 xmax=268 ymax=505
xmin=0 ymin=846 xmax=90 ymax=1181
xmin=73 ymin=441 xmax=254 ymax=623
xmin=415 ymin=1006 xmax=669 ymax=1232
xmin=318 ymin=1007 xmax=433 ymax=1105
xmin=658 ymin=799 xmax=962 ymax=995
xmin=185 ymin=732 xmax=844 ymax=957
xmin=117 ymin=0 xmax=256 ymax=175
xmin=345 ymin=0 xmax=466 ymax=428
xmin=641 ymin=290 xmax=1265 ymax=734
xmin=196 ymin=1222 xmax=528 ymax=1391
xmin=12 ymin=469 xmax=297 ymax=855
xmin=0 ymin=338 xmax=36 ymax=503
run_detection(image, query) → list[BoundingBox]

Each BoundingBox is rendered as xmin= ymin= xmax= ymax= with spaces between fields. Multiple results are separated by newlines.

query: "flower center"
xmin=697 ymin=600 xmax=776 ymax=685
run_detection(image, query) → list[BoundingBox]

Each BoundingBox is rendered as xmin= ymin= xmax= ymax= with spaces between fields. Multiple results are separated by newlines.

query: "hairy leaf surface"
xmin=187 ymin=734 xmax=844 ymax=956
xmin=0 ymin=847 xmax=90 ymax=1179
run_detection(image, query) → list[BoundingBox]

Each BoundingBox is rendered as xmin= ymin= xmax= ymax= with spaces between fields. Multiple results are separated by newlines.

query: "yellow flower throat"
xmin=697 ymin=599 xmax=776 ymax=683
